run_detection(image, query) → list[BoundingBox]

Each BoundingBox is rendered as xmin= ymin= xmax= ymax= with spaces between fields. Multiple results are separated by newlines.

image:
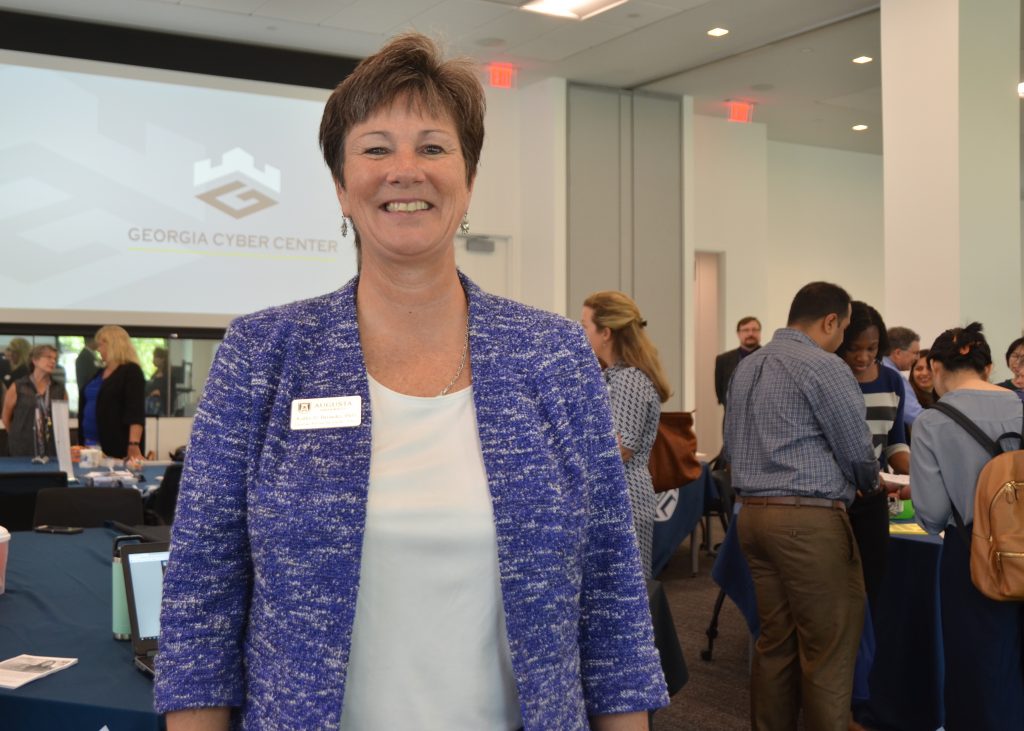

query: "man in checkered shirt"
xmin=724 ymin=281 xmax=878 ymax=731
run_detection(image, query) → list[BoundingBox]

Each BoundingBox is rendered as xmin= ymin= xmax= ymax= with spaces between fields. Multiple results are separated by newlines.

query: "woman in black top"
xmin=88 ymin=325 xmax=145 ymax=460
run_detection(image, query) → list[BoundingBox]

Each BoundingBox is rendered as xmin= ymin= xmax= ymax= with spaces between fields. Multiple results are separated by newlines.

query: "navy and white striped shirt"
xmin=724 ymin=328 xmax=878 ymax=504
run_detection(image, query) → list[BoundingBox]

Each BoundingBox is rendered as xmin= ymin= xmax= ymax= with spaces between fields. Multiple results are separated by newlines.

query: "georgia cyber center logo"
xmin=194 ymin=148 xmax=280 ymax=219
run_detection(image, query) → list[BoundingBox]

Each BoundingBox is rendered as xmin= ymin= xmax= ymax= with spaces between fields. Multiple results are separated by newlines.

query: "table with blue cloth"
xmin=652 ymin=464 xmax=716 ymax=577
xmin=0 ymin=456 xmax=168 ymax=484
xmin=0 ymin=527 xmax=164 ymax=730
xmin=712 ymin=511 xmax=944 ymax=731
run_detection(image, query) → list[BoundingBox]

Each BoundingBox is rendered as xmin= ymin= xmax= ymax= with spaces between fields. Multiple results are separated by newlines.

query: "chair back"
xmin=146 ymin=463 xmax=182 ymax=526
xmin=33 ymin=487 xmax=144 ymax=528
xmin=0 ymin=472 xmax=69 ymax=531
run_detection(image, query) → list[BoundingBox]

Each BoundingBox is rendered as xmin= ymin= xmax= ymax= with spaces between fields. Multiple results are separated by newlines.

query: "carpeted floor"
xmin=652 ymin=539 xmax=752 ymax=731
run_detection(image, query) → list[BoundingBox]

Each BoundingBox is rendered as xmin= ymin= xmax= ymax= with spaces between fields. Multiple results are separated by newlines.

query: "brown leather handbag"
xmin=648 ymin=411 xmax=701 ymax=493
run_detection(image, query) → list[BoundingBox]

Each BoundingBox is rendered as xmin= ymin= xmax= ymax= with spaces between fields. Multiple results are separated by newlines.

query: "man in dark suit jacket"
xmin=715 ymin=316 xmax=762 ymax=407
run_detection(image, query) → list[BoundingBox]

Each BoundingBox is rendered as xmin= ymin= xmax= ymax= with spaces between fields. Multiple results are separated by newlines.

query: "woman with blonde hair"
xmin=80 ymin=325 xmax=145 ymax=460
xmin=582 ymin=291 xmax=671 ymax=578
xmin=3 ymin=337 xmax=31 ymax=390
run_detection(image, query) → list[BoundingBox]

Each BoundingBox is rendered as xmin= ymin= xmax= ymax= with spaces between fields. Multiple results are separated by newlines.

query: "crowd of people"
xmin=148 ymin=31 xmax=1021 ymax=731
xmin=1 ymin=327 xmax=161 ymax=462
xmin=716 ymin=290 xmax=1024 ymax=730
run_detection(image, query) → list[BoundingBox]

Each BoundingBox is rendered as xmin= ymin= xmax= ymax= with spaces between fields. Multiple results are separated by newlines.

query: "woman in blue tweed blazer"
xmin=155 ymin=33 xmax=666 ymax=731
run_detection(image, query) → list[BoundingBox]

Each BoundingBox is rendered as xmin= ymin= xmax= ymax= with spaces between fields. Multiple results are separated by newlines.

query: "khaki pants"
xmin=738 ymin=503 xmax=865 ymax=731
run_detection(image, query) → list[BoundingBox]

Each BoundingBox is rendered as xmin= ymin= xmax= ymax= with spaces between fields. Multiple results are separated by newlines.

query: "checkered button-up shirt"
xmin=724 ymin=328 xmax=877 ymax=505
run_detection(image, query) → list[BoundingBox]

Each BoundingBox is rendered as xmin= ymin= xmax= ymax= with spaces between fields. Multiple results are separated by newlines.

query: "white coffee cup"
xmin=0 ymin=526 xmax=10 ymax=596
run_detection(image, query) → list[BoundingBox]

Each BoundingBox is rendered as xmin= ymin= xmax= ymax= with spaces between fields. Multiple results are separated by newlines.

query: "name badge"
xmin=290 ymin=396 xmax=362 ymax=430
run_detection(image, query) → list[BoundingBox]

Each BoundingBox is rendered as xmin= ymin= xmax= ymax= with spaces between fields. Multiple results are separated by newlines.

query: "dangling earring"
xmin=341 ymin=217 xmax=349 ymax=237
xmin=460 ymin=213 xmax=470 ymax=235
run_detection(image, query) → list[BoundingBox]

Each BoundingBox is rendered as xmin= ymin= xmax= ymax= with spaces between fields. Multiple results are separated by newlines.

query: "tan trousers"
xmin=738 ymin=503 xmax=865 ymax=731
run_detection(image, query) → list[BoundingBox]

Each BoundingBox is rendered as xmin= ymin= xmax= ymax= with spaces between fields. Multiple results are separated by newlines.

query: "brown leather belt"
xmin=738 ymin=495 xmax=846 ymax=511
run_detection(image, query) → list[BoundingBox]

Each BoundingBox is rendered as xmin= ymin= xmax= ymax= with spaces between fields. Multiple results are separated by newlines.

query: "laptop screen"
xmin=122 ymin=543 xmax=171 ymax=647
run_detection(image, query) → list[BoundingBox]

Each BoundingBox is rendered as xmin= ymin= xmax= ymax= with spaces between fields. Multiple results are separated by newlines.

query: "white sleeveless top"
xmin=338 ymin=375 xmax=522 ymax=730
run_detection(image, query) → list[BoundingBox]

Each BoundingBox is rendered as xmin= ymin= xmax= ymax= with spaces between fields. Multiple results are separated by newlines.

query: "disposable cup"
xmin=0 ymin=526 xmax=10 ymax=596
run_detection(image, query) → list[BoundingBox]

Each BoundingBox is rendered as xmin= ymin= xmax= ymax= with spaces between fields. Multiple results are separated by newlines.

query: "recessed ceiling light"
xmin=852 ymin=124 xmax=869 ymax=131
xmin=852 ymin=56 xmax=873 ymax=64
xmin=707 ymin=27 xmax=729 ymax=37
xmin=522 ymin=0 xmax=629 ymax=20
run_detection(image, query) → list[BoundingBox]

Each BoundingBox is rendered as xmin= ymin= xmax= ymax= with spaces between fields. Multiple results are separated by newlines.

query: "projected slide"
xmin=0 ymin=54 xmax=357 ymax=326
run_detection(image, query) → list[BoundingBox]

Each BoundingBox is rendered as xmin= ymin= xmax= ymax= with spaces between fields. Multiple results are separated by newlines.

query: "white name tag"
xmin=290 ymin=396 xmax=362 ymax=430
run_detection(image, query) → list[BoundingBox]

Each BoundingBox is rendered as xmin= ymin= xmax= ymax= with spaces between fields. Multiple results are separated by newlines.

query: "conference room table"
xmin=651 ymin=463 xmax=717 ymax=577
xmin=0 ymin=456 xmax=168 ymax=485
xmin=712 ymin=510 xmax=944 ymax=731
xmin=0 ymin=528 xmax=164 ymax=731
xmin=0 ymin=530 xmax=688 ymax=729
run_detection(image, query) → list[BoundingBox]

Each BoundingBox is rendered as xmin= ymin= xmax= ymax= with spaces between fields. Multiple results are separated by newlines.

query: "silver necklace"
xmin=439 ymin=315 xmax=470 ymax=396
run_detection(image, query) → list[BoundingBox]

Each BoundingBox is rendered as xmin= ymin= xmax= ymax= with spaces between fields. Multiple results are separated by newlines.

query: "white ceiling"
xmin=0 ymin=0 xmax=1017 ymax=157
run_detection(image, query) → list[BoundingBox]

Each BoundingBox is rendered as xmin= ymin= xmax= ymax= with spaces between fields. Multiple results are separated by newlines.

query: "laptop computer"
xmin=120 ymin=541 xmax=171 ymax=677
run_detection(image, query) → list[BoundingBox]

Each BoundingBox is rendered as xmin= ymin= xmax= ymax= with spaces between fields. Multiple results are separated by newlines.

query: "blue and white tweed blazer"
xmin=154 ymin=274 xmax=668 ymax=729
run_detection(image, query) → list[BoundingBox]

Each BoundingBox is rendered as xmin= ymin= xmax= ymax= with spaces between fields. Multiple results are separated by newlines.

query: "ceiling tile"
xmin=454 ymin=8 xmax=564 ymax=55
xmin=255 ymin=0 xmax=357 ymax=24
xmin=595 ymin=2 xmax=679 ymax=30
xmin=643 ymin=0 xmax=714 ymax=10
xmin=320 ymin=0 xmax=439 ymax=35
xmin=509 ymin=18 xmax=632 ymax=62
xmin=400 ymin=0 xmax=512 ymax=38
xmin=818 ymin=86 xmax=882 ymax=115
xmin=179 ymin=0 xmax=265 ymax=12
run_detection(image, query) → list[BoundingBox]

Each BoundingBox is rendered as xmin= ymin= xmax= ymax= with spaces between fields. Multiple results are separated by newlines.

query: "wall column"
xmin=882 ymin=0 xmax=1019 ymax=374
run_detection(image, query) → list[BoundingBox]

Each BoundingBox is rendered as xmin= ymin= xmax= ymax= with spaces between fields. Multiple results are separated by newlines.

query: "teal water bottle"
xmin=112 ymin=535 xmax=140 ymax=640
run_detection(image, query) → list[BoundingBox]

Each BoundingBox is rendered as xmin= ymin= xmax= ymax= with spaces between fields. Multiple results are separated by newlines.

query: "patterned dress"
xmin=604 ymin=363 xmax=661 ymax=578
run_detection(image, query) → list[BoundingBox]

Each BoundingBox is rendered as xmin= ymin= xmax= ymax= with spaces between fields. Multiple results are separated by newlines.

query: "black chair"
xmin=33 ymin=487 xmax=143 ymax=528
xmin=0 ymin=472 xmax=69 ymax=531
xmin=701 ymin=463 xmax=738 ymax=662
xmin=701 ymin=453 xmax=735 ymax=554
xmin=144 ymin=462 xmax=182 ymax=526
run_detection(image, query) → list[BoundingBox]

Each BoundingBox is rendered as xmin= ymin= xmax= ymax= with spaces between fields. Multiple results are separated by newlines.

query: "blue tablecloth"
xmin=857 ymin=531 xmax=944 ymax=731
xmin=0 ymin=456 xmax=167 ymax=485
xmin=0 ymin=528 xmax=164 ymax=730
xmin=711 ymin=511 xmax=942 ymax=727
xmin=651 ymin=464 xmax=715 ymax=576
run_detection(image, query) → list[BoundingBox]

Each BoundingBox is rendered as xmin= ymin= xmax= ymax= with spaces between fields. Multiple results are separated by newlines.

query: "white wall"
xmin=466 ymin=78 xmax=567 ymax=316
xmin=766 ymin=141 xmax=885 ymax=316
xmin=687 ymin=114 xmax=885 ymax=349
xmin=684 ymin=111 xmax=886 ymax=428
xmin=688 ymin=114 xmax=770 ymax=361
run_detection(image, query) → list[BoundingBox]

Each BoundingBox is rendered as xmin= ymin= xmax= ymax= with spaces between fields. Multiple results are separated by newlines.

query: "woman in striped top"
xmin=836 ymin=301 xmax=909 ymax=615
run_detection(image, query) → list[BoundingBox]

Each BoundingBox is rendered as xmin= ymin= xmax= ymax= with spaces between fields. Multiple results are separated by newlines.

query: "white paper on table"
xmin=52 ymin=400 xmax=75 ymax=481
xmin=0 ymin=654 xmax=78 ymax=689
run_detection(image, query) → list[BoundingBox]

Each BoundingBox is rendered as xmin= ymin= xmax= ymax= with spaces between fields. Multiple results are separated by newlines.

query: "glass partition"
xmin=0 ymin=331 xmax=222 ymax=418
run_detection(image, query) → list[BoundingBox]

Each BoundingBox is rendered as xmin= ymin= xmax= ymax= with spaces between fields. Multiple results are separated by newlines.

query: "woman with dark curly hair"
xmin=909 ymin=349 xmax=936 ymax=411
xmin=835 ymin=301 xmax=909 ymax=614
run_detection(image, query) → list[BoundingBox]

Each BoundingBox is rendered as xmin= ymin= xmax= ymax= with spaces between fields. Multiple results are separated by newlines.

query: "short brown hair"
xmin=27 ymin=344 xmax=58 ymax=373
xmin=319 ymin=33 xmax=486 ymax=187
